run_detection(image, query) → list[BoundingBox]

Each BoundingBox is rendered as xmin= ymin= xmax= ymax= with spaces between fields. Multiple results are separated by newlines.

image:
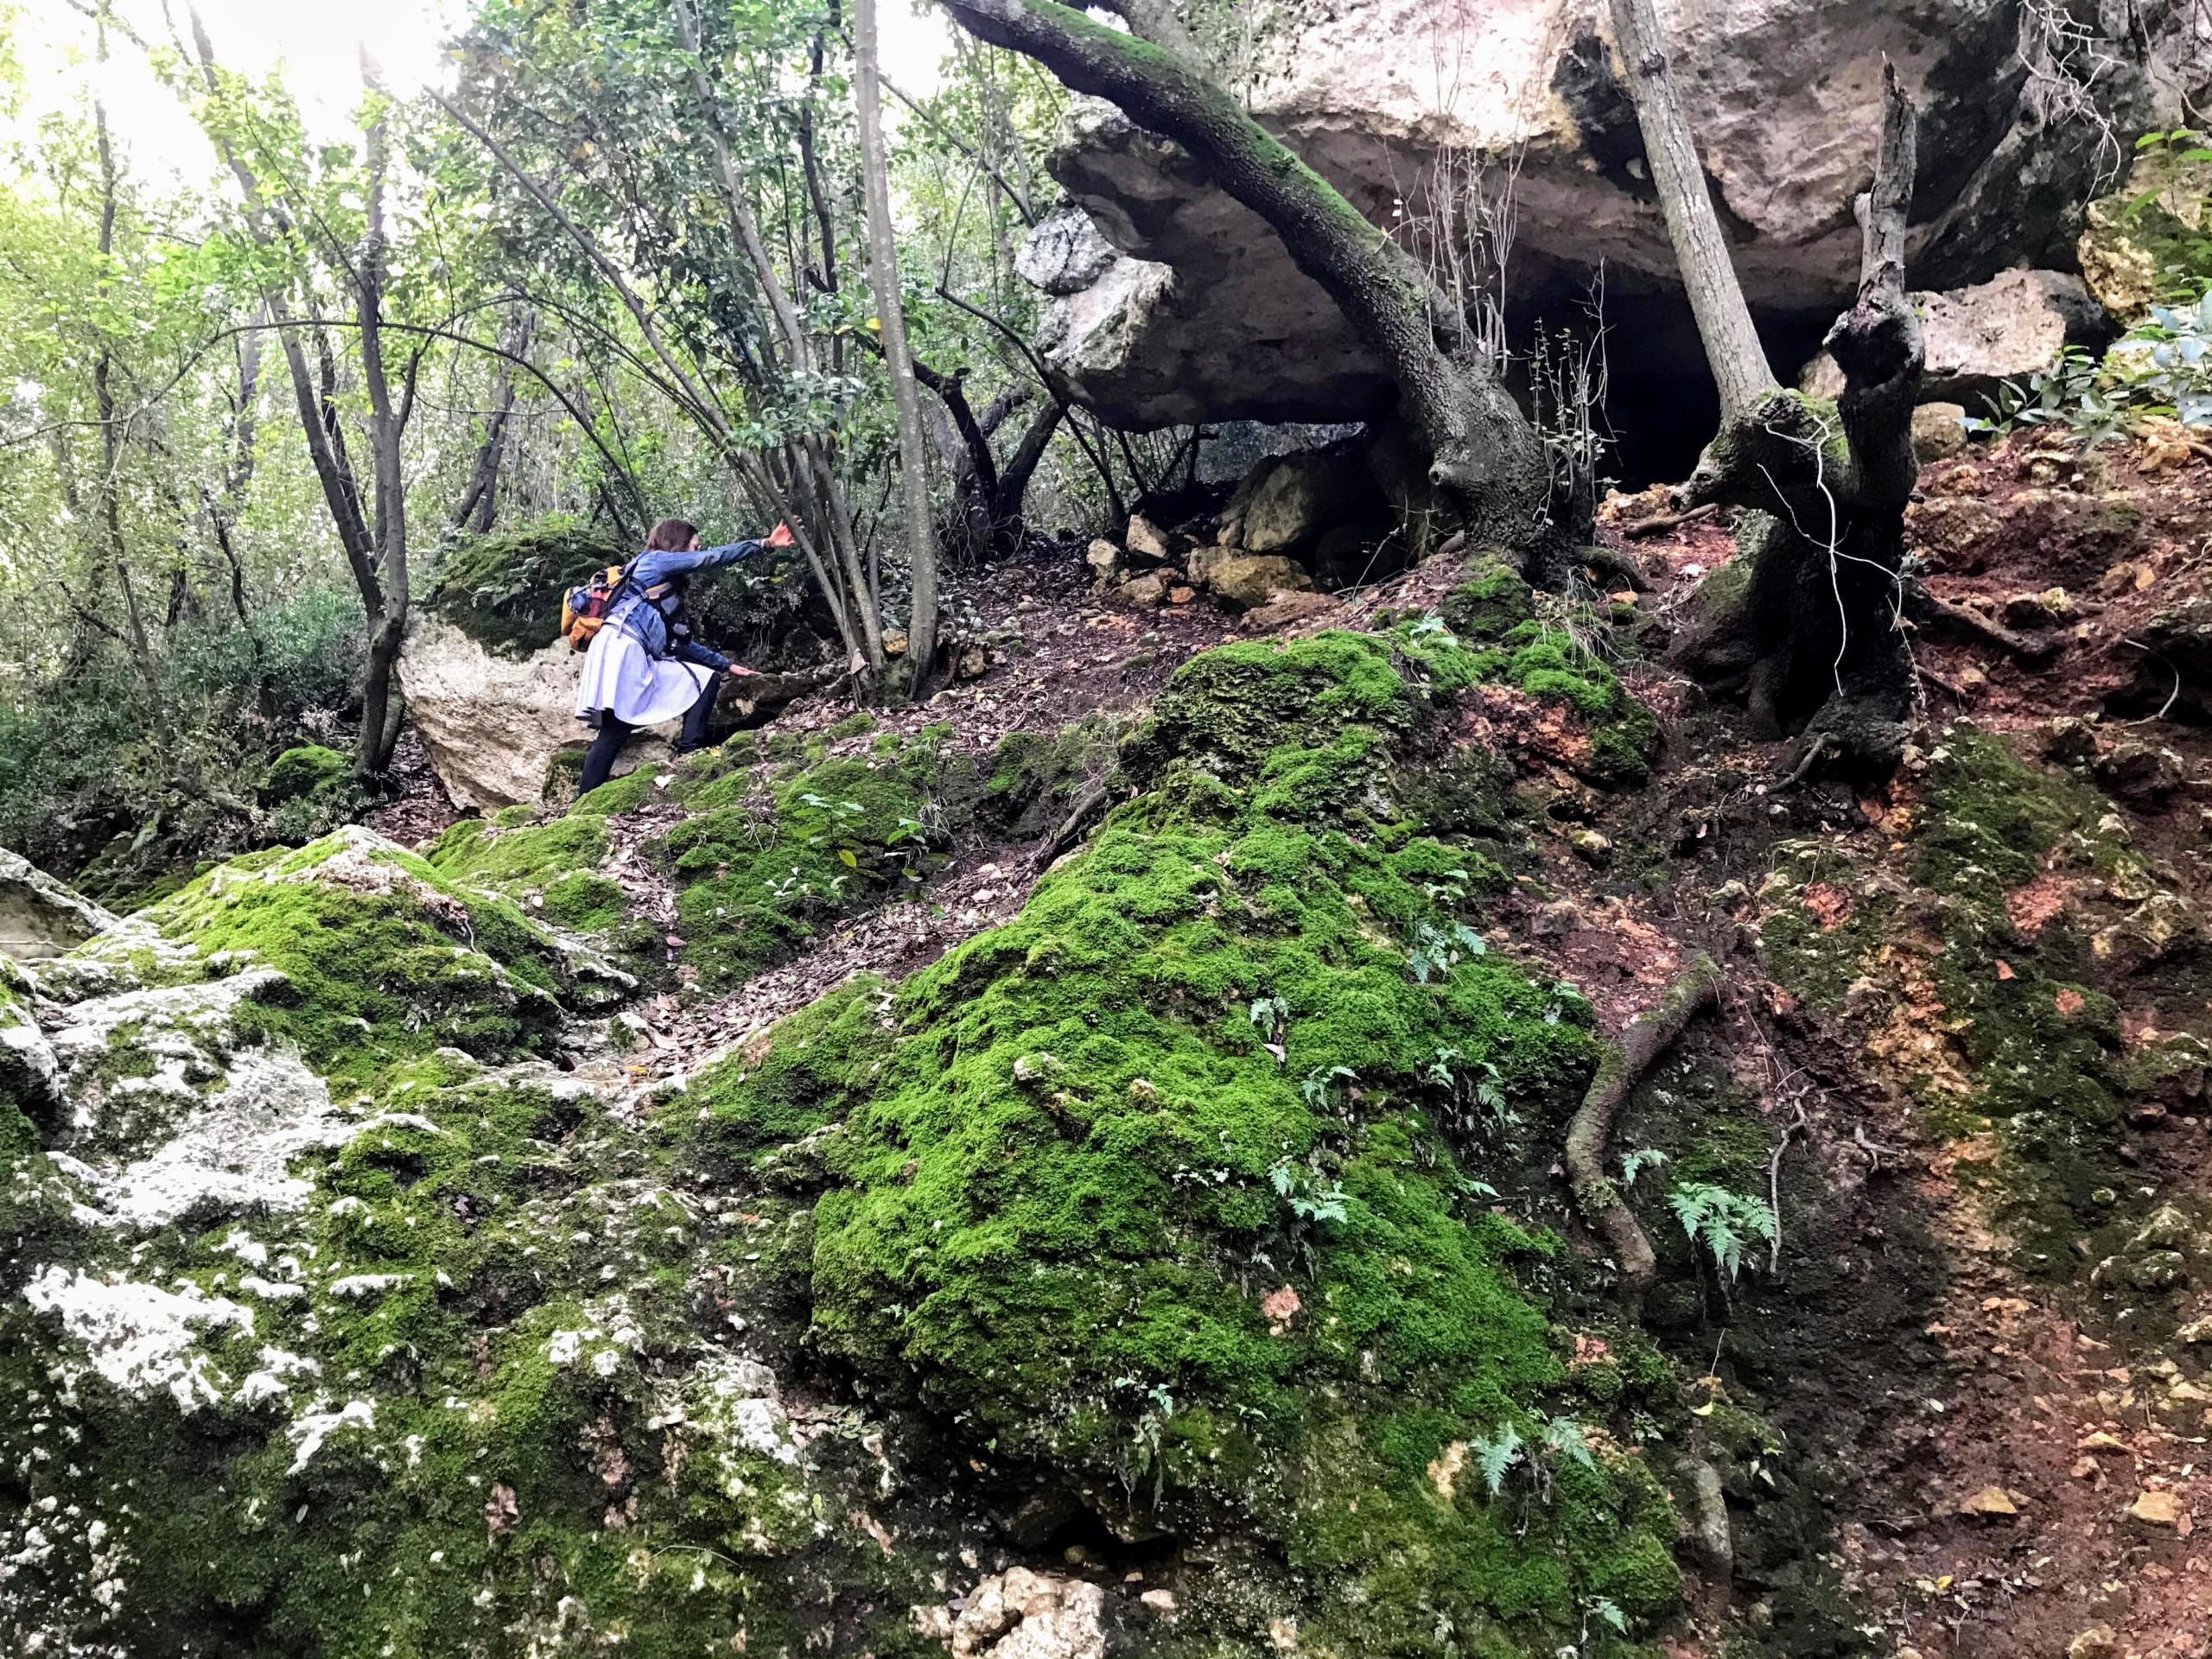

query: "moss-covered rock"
xmin=664 ymin=632 xmax=1691 ymax=1652
xmin=259 ymin=744 xmax=352 ymax=804
xmin=54 ymin=826 xmax=620 ymax=1085
xmin=423 ymin=522 xmax=627 ymax=659
xmin=3 ymin=627 xmax=1690 ymax=1659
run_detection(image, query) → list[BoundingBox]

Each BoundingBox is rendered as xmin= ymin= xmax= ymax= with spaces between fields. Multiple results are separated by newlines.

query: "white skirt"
xmin=575 ymin=629 xmax=712 ymax=727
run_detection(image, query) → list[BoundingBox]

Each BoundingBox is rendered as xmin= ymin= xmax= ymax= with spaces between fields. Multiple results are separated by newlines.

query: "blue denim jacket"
xmin=607 ymin=541 xmax=766 ymax=672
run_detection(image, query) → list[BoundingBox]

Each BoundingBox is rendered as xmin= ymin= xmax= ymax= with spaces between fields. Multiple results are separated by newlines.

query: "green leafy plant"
xmin=1470 ymin=1414 xmax=1597 ymax=1504
xmin=1407 ymin=919 xmax=1488 ymax=983
xmin=1471 ymin=1421 xmax=1523 ymax=1497
xmin=1967 ymin=346 xmax=2133 ymax=446
xmin=1668 ymin=1180 xmax=1777 ymax=1282
xmin=2107 ymin=287 xmax=2212 ymax=426
xmin=1266 ymin=1155 xmax=1349 ymax=1276
xmin=1300 ymin=1063 xmax=1357 ymax=1107
xmin=1424 ymin=1046 xmax=1517 ymax=1140
xmin=1618 ymin=1147 xmax=1669 ymax=1188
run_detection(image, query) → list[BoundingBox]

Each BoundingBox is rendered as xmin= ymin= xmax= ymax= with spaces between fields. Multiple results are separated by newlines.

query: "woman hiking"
xmin=574 ymin=515 xmax=795 ymax=796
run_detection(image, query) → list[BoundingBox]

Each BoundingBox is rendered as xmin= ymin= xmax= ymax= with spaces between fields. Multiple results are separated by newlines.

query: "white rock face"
xmin=0 ymin=849 xmax=118 ymax=963
xmin=397 ymin=611 xmax=677 ymax=811
xmin=22 ymin=1268 xmax=255 ymax=1412
xmin=1032 ymin=0 xmax=2179 ymax=426
xmin=1800 ymin=269 xmax=2111 ymax=406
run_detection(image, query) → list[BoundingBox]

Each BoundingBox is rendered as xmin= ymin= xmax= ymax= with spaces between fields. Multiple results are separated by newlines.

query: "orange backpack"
xmin=559 ymin=565 xmax=629 ymax=652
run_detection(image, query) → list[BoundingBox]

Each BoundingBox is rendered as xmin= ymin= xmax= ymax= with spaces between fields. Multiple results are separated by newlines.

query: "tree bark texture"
xmin=1601 ymin=0 xmax=1777 ymax=421
xmin=1665 ymin=65 xmax=1924 ymax=779
xmin=855 ymin=0 xmax=943 ymax=681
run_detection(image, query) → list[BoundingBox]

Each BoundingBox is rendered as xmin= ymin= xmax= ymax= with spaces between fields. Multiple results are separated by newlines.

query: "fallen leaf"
xmin=2055 ymin=988 xmax=2086 ymax=1015
xmin=1961 ymin=1484 xmax=2018 ymax=1517
xmin=1996 ymin=960 xmax=2016 ymax=982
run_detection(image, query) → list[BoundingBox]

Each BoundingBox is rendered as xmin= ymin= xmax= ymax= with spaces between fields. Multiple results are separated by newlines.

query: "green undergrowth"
xmin=1440 ymin=559 xmax=1661 ymax=786
xmin=429 ymin=713 xmax=1135 ymax=996
xmin=677 ymin=630 xmax=1686 ymax=1651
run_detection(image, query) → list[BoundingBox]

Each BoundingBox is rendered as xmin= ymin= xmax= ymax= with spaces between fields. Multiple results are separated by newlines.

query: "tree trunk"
xmin=1600 ymin=0 xmax=1775 ymax=420
xmin=89 ymin=15 xmax=162 ymax=703
xmin=355 ymin=75 xmax=408 ymax=780
xmin=451 ymin=309 xmax=531 ymax=535
xmin=1655 ymin=62 xmax=1924 ymax=780
xmin=936 ymin=0 xmax=1566 ymax=575
xmin=855 ymin=0 xmax=942 ymax=686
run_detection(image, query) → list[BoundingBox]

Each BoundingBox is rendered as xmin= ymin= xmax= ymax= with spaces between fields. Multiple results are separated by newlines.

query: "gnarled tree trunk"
xmin=1604 ymin=0 xmax=1923 ymax=777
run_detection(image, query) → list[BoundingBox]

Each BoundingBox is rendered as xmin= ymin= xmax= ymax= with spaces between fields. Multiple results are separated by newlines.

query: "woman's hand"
xmin=727 ymin=663 xmax=758 ymax=679
xmin=765 ymin=520 xmax=795 ymax=550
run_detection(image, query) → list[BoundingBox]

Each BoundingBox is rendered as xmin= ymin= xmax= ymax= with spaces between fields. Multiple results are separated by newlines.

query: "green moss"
xmin=657 ymin=737 xmax=970 ymax=990
xmin=570 ymin=766 xmax=657 ymax=817
xmin=671 ymin=976 xmax=894 ymax=1183
xmin=260 ymin=744 xmax=351 ymax=804
xmin=768 ymin=633 xmax=1673 ymax=1649
xmin=425 ymin=521 xmax=626 ymax=658
xmin=424 ymin=814 xmax=611 ymax=901
xmin=824 ymin=710 xmax=875 ymax=741
xmin=1913 ymin=727 xmax=2103 ymax=906
xmin=1441 ymin=556 xmax=1538 ymax=642
xmin=985 ymin=715 xmax=1124 ymax=837
xmin=1762 ymin=726 xmax=2164 ymax=1271
xmin=120 ymin=830 xmax=576 ymax=1084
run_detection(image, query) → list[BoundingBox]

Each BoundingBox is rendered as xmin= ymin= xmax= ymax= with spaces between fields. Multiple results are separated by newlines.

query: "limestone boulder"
xmin=1209 ymin=555 xmax=1316 ymax=612
xmin=397 ymin=612 xmax=678 ymax=811
xmin=2081 ymin=146 xmax=2212 ymax=321
xmin=1801 ymin=270 xmax=2112 ymax=409
xmin=0 ymin=849 xmax=118 ymax=963
xmin=1911 ymin=402 xmax=1972 ymax=461
xmin=1024 ymin=1 xmax=2185 ymax=428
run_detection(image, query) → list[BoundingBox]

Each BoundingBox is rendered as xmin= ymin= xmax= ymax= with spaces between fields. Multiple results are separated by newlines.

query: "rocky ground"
xmin=3 ymin=429 xmax=2211 ymax=1659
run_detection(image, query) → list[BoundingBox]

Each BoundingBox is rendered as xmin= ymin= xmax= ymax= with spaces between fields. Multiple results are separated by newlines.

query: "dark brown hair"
xmin=645 ymin=517 xmax=698 ymax=552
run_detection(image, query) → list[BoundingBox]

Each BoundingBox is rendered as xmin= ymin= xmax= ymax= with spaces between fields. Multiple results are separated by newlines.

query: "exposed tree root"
xmin=1578 ymin=544 xmax=1653 ymax=594
xmin=1675 ymin=1449 xmax=1736 ymax=1586
xmin=1564 ymin=952 xmax=1724 ymax=1308
xmin=1033 ymin=780 xmax=1113 ymax=868
xmin=1905 ymin=581 xmax=2067 ymax=668
xmin=1619 ymin=502 xmax=1719 ymax=539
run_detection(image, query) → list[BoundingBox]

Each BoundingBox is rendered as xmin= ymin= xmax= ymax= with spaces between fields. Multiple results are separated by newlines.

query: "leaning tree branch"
xmin=1565 ymin=953 xmax=1724 ymax=1309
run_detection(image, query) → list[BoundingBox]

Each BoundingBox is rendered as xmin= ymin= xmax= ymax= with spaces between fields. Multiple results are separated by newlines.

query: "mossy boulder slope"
xmin=3 ymin=625 xmax=1694 ymax=1658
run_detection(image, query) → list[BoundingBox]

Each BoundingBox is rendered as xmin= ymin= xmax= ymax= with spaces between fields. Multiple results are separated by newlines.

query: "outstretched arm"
xmin=671 ymin=638 xmax=733 ymax=674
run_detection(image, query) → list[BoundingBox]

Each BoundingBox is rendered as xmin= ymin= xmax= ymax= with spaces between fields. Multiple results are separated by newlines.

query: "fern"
xmin=1472 ymin=1422 xmax=1524 ymax=1496
xmin=1542 ymin=1415 xmax=1596 ymax=1471
xmin=1618 ymin=1147 xmax=1667 ymax=1188
xmin=1668 ymin=1180 xmax=1777 ymax=1281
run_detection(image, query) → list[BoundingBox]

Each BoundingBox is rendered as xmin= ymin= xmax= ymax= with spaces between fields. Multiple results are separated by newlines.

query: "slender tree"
xmin=854 ymin=0 xmax=941 ymax=681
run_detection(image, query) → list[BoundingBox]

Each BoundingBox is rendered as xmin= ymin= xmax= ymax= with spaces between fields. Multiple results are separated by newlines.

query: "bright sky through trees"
xmin=8 ymin=0 xmax=951 ymax=172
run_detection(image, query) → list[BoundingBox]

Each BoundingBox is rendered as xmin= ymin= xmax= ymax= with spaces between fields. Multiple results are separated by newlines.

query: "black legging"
xmin=577 ymin=671 xmax=720 ymax=797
